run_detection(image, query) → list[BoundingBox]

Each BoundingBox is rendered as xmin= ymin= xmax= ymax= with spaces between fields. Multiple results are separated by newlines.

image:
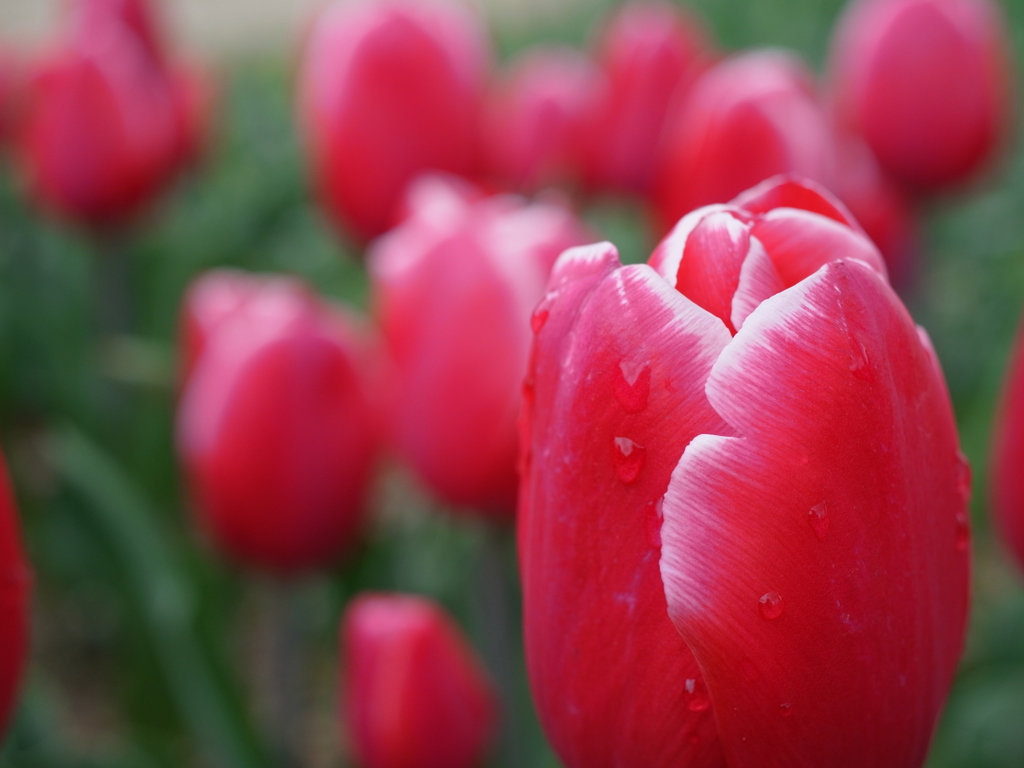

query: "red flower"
xmin=828 ymin=0 xmax=1010 ymax=190
xmin=297 ymin=0 xmax=490 ymax=242
xmin=583 ymin=1 xmax=711 ymax=195
xmin=369 ymin=175 xmax=589 ymax=515
xmin=177 ymin=271 xmax=380 ymax=574
xmin=653 ymin=50 xmax=834 ymax=232
xmin=0 ymin=451 xmax=30 ymax=739
xmin=481 ymin=45 xmax=600 ymax=193
xmin=992 ymin=319 xmax=1024 ymax=575
xmin=520 ymin=176 xmax=969 ymax=767
xmin=341 ymin=593 xmax=497 ymax=768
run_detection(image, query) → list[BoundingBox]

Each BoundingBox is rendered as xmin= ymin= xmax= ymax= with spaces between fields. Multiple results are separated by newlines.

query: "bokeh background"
xmin=1 ymin=0 xmax=1024 ymax=766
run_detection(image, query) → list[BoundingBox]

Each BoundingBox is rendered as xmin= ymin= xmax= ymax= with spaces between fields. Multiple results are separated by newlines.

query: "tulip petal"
xmin=521 ymin=254 xmax=732 ymax=768
xmin=660 ymin=260 xmax=968 ymax=768
xmin=676 ymin=211 xmax=752 ymax=333
xmin=752 ymin=207 xmax=888 ymax=286
xmin=732 ymin=175 xmax=861 ymax=230
xmin=730 ymin=236 xmax=784 ymax=332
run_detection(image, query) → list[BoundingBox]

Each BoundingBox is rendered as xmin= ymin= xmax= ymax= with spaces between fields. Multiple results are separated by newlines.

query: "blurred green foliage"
xmin=0 ymin=0 xmax=1024 ymax=766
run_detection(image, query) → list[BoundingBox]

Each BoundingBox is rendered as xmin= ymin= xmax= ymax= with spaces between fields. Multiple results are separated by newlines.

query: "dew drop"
xmin=759 ymin=591 xmax=784 ymax=620
xmin=646 ymin=502 xmax=663 ymax=548
xmin=779 ymin=702 xmax=793 ymax=717
xmin=684 ymin=678 xmax=711 ymax=712
xmin=612 ymin=437 xmax=646 ymax=484
xmin=615 ymin=360 xmax=651 ymax=414
xmin=955 ymin=451 xmax=972 ymax=504
xmin=848 ymin=335 xmax=873 ymax=381
xmin=955 ymin=512 xmax=970 ymax=552
xmin=808 ymin=503 xmax=829 ymax=541
xmin=530 ymin=307 xmax=550 ymax=334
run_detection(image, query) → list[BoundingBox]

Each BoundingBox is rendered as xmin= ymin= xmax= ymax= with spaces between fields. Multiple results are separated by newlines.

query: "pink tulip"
xmin=481 ymin=46 xmax=600 ymax=193
xmin=520 ymin=176 xmax=969 ymax=767
xmin=342 ymin=593 xmax=497 ymax=768
xmin=653 ymin=50 xmax=834 ymax=231
xmin=297 ymin=0 xmax=490 ymax=241
xmin=829 ymin=0 xmax=1010 ymax=190
xmin=178 ymin=271 xmax=380 ymax=574
xmin=369 ymin=175 xmax=589 ymax=515
xmin=583 ymin=1 xmax=711 ymax=195
xmin=0 ymin=451 xmax=30 ymax=739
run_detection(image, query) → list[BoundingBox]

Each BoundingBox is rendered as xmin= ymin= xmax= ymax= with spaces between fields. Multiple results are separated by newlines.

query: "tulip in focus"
xmin=829 ymin=0 xmax=1009 ymax=190
xmin=481 ymin=46 xmax=600 ymax=193
xmin=520 ymin=176 xmax=969 ymax=767
xmin=177 ymin=270 xmax=380 ymax=574
xmin=992 ymin=318 xmax=1024 ymax=575
xmin=370 ymin=175 xmax=588 ymax=515
xmin=653 ymin=50 xmax=834 ymax=231
xmin=583 ymin=1 xmax=711 ymax=195
xmin=342 ymin=593 xmax=497 ymax=768
xmin=0 ymin=451 xmax=30 ymax=740
xmin=298 ymin=0 xmax=489 ymax=241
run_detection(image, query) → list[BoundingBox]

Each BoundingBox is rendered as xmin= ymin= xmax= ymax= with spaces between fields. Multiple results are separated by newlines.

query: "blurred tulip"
xmin=832 ymin=136 xmax=918 ymax=289
xmin=178 ymin=271 xmax=380 ymax=574
xmin=520 ymin=177 xmax=969 ymax=767
xmin=829 ymin=0 xmax=1009 ymax=190
xmin=298 ymin=0 xmax=490 ymax=241
xmin=993 ymin=318 xmax=1024 ymax=575
xmin=0 ymin=49 xmax=24 ymax=148
xmin=369 ymin=175 xmax=589 ymax=515
xmin=481 ymin=46 xmax=600 ymax=193
xmin=342 ymin=593 xmax=497 ymax=768
xmin=653 ymin=50 xmax=834 ymax=231
xmin=584 ymin=1 xmax=711 ymax=195
xmin=0 ymin=451 xmax=30 ymax=740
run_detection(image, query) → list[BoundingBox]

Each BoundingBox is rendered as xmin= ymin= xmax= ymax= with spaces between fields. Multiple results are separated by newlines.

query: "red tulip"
xmin=19 ymin=0 xmax=203 ymax=226
xmin=342 ymin=593 xmax=497 ymax=768
xmin=481 ymin=46 xmax=600 ymax=193
xmin=0 ymin=451 xmax=30 ymax=739
xmin=652 ymin=50 xmax=835 ymax=231
xmin=829 ymin=0 xmax=1009 ymax=190
xmin=583 ymin=1 xmax=711 ymax=195
xmin=369 ymin=175 xmax=589 ymax=515
xmin=520 ymin=176 xmax=969 ymax=767
xmin=297 ymin=0 xmax=490 ymax=242
xmin=177 ymin=271 xmax=380 ymax=574
xmin=993 ymin=319 xmax=1024 ymax=575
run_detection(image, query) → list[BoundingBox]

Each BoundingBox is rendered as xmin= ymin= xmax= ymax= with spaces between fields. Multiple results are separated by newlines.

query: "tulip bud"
xmin=481 ymin=46 xmax=600 ymax=193
xmin=993 ymin=319 xmax=1024 ymax=575
xmin=521 ymin=176 xmax=968 ymax=767
xmin=342 ymin=593 xmax=497 ymax=768
xmin=297 ymin=0 xmax=490 ymax=242
xmin=369 ymin=175 xmax=589 ymax=515
xmin=0 ymin=451 xmax=30 ymax=740
xmin=583 ymin=1 xmax=711 ymax=195
xmin=829 ymin=0 xmax=1010 ymax=190
xmin=652 ymin=50 xmax=835 ymax=231
xmin=177 ymin=271 xmax=380 ymax=574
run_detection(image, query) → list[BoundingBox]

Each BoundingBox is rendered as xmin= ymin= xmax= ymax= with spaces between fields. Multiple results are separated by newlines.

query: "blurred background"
xmin=1 ymin=0 xmax=1024 ymax=766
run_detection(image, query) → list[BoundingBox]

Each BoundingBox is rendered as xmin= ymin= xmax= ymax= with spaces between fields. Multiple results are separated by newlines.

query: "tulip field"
xmin=4 ymin=0 xmax=1024 ymax=766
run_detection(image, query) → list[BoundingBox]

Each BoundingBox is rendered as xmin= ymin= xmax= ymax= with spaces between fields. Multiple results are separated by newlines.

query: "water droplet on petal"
xmin=615 ymin=360 xmax=651 ymax=414
xmin=530 ymin=306 xmax=550 ymax=334
xmin=779 ymin=702 xmax=793 ymax=717
xmin=808 ymin=503 xmax=829 ymax=540
xmin=955 ymin=512 xmax=970 ymax=551
xmin=684 ymin=677 xmax=711 ymax=712
xmin=849 ymin=335 xmax=873 ymax=381
xmin=759 ymin=591 xmax=784 ymax=620
xmin=646 ymin=502 xmax=663 ymax=548
xmin=612 ymin=437 xmax=646 ymax=484
xmin=955 ymin=451 xmax=972 ymax=504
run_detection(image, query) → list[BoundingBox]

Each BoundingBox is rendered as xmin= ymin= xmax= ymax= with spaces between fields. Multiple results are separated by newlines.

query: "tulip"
xmin=0 ymin=451 xmax=30 ymax=740
xmin=369 ymin=175 xmax=589 ymax=514
xmin=177 ymin=270 xmax=380 ymax=574
xmin=829 ymin=0 xmax=1009 ymax=190
xmin=583 ymin=1 xmax=711 ymax=195
xmin=342 ymin=593 xmax=497 ymax=768
xmin=520 ymin=176 xmax=969 ymax=767
xmin=652 ymin=50 xmax=835 ymax=231
xmin=992 ymin=319 xmax=1024 ymax=575
xmin=297 ymin=0 xmax=490 ymax=242
xmin=0 ymin=48 xmax=23 ymax=148
xmin=481 ymin=46 xmax=600 ymax=193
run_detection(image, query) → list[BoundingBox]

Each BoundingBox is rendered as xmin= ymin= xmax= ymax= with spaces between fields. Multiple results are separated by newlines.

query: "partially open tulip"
xmin=342 ymin=593 xmax=497 ymax=768
xmin=178 ymin=271 xmax=380 ymax=574
xmin=829 ymin=0 xmax=1009 ymax=190
xmin=0 ymin=451 xmax=30 ymax=739
xmin=481 ymin=46 xmax=600 ymax=193
xmin=370 ymin=175 xmax=588 ymax=515
xmin=583 ymin=1 xmax=711 ymax=195
xmin=652 ymin=50 xmax=834 ymax=231
xmin=20 ymin=0 xmax=204 ymax=226
xmin=992 ymin=318 xmax=1024 ymax=575
xmin=520 ymin=176 xmax=969 ymax=767
xmin=298 ymin=0 xmax=490 ymax=242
